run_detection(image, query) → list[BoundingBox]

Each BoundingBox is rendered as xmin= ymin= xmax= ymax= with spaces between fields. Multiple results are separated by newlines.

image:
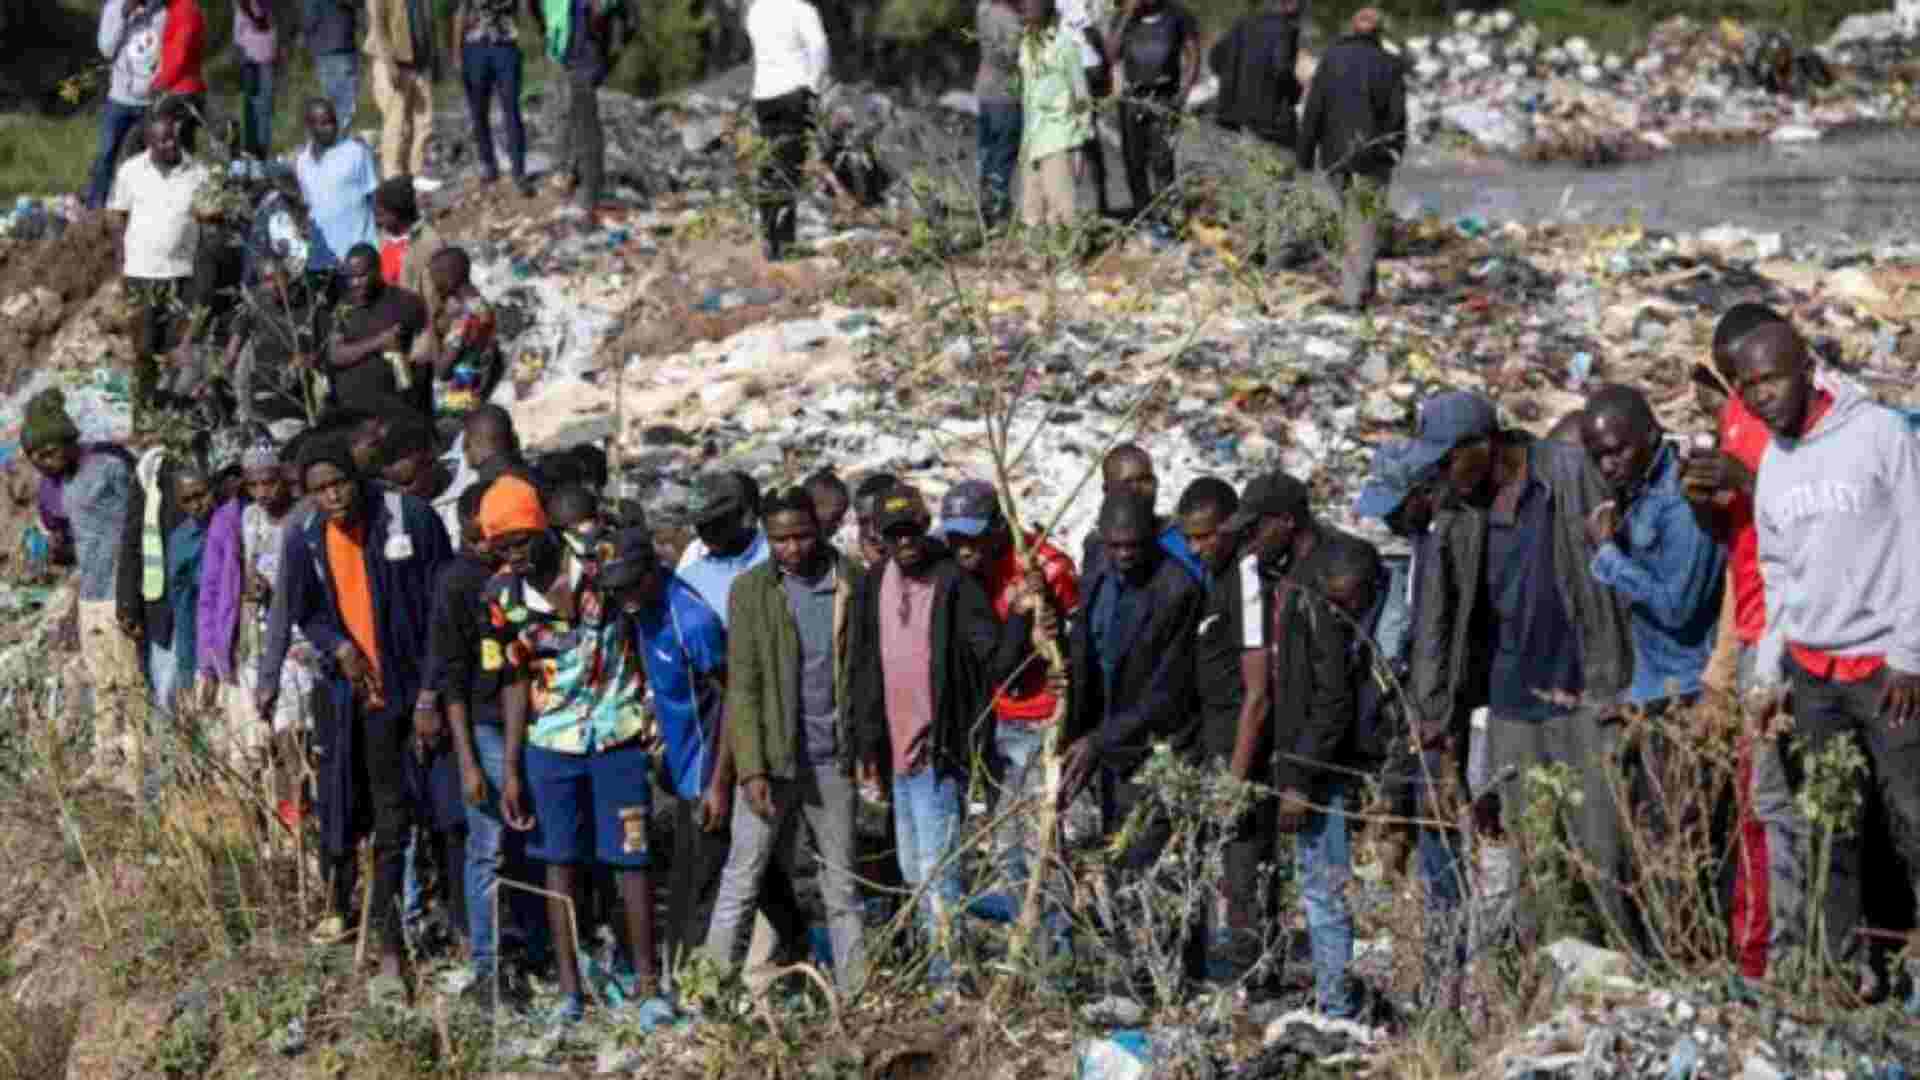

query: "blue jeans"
xmin=238 ymin=62 xmax=274 ymax=158
xmin=145 ymin=637 xmax=181 ymax=718
xmin=1297 ymin=778 xmax=1357 ymax=1017
xmin=462 ymin=44 xmax=527 ymax=180
xmin=891 ymin=767 xmax=965 ymax=941
xmin=313 ymin=51 xmax=359 ymax=130
xmin=465 ymin=725 xmax=547 ymax=977
xmin=976 ymin=102 xmax=1022 ymax=226
xmin=87 ymin=101 xmax=146 ymax=209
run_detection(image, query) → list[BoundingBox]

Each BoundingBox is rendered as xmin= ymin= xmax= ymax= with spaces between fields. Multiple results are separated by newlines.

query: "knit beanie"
xmin=22 ymin=388 xmax=80 ymax=452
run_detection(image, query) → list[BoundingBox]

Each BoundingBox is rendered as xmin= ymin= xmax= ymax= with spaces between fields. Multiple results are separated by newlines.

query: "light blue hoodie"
xmin=1753 ymin=376 xmax=1920 ymax=686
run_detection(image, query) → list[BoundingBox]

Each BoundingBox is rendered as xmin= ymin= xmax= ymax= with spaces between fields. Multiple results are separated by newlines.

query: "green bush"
xmin=608 ymin=0 xmax=714 ymax=97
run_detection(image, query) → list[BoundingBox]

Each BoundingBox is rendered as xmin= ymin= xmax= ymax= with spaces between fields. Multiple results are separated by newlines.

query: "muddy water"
xmin=1397 ymin=128 xmax=1920 ymax=241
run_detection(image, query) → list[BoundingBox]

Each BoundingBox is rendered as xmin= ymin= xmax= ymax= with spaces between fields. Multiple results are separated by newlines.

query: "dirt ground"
xmin=0 ymin=215 xmax=121 ymax=391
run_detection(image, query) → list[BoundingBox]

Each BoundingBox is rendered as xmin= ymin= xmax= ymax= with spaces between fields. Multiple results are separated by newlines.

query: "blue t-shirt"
xmin=678 ymin=530 xmax=769 ymax=629
xmin=635 ymin=574 xmax=728 ymax=800
xmin=294 ymin=137 xmax=378 ymax=271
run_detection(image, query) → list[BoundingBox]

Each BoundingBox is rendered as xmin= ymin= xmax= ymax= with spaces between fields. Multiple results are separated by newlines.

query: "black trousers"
xmin=753 ymin=88 xmax=814 ymax=258
xmin=1118 ymin=86 xmax=1179 ymax=219
xmin=360 ymin=708 xmax=416 ymax=954
xmin=1783 ymin=658 xmax=1920 ymax=965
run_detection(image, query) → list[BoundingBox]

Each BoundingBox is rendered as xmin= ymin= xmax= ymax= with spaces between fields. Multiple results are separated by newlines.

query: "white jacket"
xmin=747 ymin=0 xmax=829 ymax=101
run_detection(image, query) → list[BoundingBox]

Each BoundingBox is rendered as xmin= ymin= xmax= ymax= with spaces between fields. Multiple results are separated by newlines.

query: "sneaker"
xmin=413 ymin=175 xmax=445 ymax=193
xmin=617 ymin=995 xmax=677 ymax=1034
xmin=514 ymin=176 xmax=536 ymax=198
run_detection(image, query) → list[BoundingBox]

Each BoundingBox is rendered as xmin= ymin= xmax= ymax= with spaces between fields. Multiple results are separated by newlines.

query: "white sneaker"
xmin=412 ymin=175 xmax=444 ymax=193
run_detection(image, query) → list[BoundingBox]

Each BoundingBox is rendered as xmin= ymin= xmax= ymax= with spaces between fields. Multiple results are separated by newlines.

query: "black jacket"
xmin=116 ymin=455 xmax=184 ymax=647
xmin=849 ymin=551 xmax=1031 ymax=775
xmin=429 ymin=551 xmax=503 ymax=728
xmin=1066 ymin=552 xmax=1205 ymax=777
xmin=1210 ymin=12 xmax=1301 ymax=144
xmin=1297 ymin=32 xmax=1407 ymax=180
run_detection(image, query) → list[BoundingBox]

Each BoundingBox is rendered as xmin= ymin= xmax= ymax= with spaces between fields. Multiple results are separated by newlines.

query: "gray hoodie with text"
xmin=1754 ymin=375 xmax=1920 ymax=685
xmin=99 ymin=0 xmax=168 ymax=106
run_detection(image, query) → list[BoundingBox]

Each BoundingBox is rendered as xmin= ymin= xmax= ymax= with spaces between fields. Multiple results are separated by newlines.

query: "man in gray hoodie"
xmin=1734 ymin=319 xmax=1920 ymax=976
xmin=88 ymin=0 xmax=168 ymax=209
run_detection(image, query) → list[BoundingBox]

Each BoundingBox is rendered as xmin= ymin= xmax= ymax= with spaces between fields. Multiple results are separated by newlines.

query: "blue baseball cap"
xmin=1353 ymin=440 xmax=1435 ymax=519
xmin=937 ymin=479 xmax=1002 ymax=538
xmin=1402 ymin=391 xmax=1499 ymax=476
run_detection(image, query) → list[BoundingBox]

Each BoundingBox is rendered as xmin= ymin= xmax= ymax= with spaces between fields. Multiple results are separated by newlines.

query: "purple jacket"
xmin=196 ymin=499 xmax=246 ymax=680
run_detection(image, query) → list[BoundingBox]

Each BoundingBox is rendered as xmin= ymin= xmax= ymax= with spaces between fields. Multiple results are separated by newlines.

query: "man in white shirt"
xmin=746 ymin=0 xmax=829 ymax=261
xmin=108 ymin=108 xmax=212 ymax=428
xmin=293 ymin=98 xmax=380 ymax=279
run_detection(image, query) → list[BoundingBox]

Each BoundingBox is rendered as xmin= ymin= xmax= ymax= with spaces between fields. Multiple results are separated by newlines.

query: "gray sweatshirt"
xmin=1754 ymin=375 xmax=1920 ymax=685
xmin=98 ymin=0 xmax=168 ymax=107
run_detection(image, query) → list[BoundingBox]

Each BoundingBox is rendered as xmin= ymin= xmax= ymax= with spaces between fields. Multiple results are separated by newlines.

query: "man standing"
xmin=679 ymin=472 xmax=771 ymax=622
xmin=1297 ymin=7 xmax=1406 ymax=310
xmin=373 ymin=176 xmax=447 ymax=315
xmin=1733 ymin=318 xmax=1920 ymax=976
xmin=151 ymin=0 xmax=208 ymax=150
xmin=493 ymin=504 xmax=698 ymax=1024
xmin=805 ymin=469 xmax=852 ymax=543
xmin=745 ymin=0 xmax=830 ymax=260
xmin=849 ymin=484 xmax=1012 ymax=979
xmin=281 ymin=433 xmax=453 ymax=1003
xmin=1194 ymin=472 xmax=1315 ymax=975
xmin=1210 ymin=0 xmax=1301 ymax=264
xmin=1019 ymin=0 xmax=1093 ymax=231
xmin=364 ymin=0 xmax=435 ymax=181
xmin=294 ymin=98 xmax=379 ymax=276
xmin=852 ymin=474 xmax=898 ymax=569
xmin=1270 ymin=530 xmax=1383 ymax=1019
xmin=537 ymin=0 xmax=628 ymax=218
xmin=423 ymin=248 xmax=502 ymax=429
xmin=939 ymin=480 xmax=1073 ymax=923
xmin=107 ymin=111 xmax=211 ymax=427
xmin=707 ymin=488 xmax=870 ymax=994
xmin=452 ymin=0 xmax=533 ymax=194
xmin=23 ymin=391 xmax=142 ymax=791
xmin=1580 ymin=384 xmax=1725 ymax=709
xmin=1105 ymin=0 xmax=1198 ymax=223
xmin=232 ymin=0 xmax=277 ymax=158
xmin=974 ymin=0 xmax=1023 ymax=227
xmin=1405 ymin=390 xmax=1635 ymax=943
xmin=304 ymin=0 xmax=360 ymax=129
xmin=88 ymin=0 xmax=167 ymax=210
xmin=329 ymin=243 xmax=429 ymax=414
xmin=1059 ymin=493 xmax=1206 ymax=975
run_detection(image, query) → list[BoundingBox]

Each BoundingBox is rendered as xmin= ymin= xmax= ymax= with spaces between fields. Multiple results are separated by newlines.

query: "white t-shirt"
xmin=746 ymin=0 xmax=831 ymax=101
xmin=109 ymin=151 xmax=210 ymax=280
xmin=1058 ymin=0 xmax=1107 ymax=68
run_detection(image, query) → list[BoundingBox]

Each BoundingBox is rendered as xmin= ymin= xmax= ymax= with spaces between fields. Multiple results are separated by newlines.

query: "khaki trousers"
xmin=78 ymin=599 xmax=147 ymax=780
xmin=370 ymin=56 xmax=433 ymax=177
xmin=1021 ymin=151 xmax=1077 ymax=229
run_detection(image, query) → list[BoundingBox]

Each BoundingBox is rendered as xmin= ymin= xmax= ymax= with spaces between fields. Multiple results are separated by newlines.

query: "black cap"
xmin=1223 ymin=472 xmax=1310 ymax=533
xmin=688 ymin=472 xmax=750 ymax=525
xmin=596 ymin=523 xmax=658 ymax=590
xmin=873 ymin=484 xmax=931 ymax=536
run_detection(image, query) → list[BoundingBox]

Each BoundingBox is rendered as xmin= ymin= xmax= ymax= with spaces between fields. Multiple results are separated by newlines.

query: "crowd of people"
xmin=24 ymin=287 xmax=1920 ymax=1027
xmin=86 ymin=0 xmax=1410 ymax=427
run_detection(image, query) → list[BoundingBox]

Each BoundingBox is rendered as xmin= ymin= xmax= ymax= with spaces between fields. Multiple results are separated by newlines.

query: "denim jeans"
xmin=238 ymin=62 xmax=274 ymax=158
xmin=976 ymin=102 xmax=1022 ymax=226
xmin=1297 ymin=778 xmax=1357 ymax=1017
xmin=462 ymin=44 xmax=527 ymax=181
xmin=464 ymin=724 xmax=547 ymax=977
xmin=87 ymin=101 xmax=147 ymax=209
xmin=313 ymin=51 xmax=359 ymax=131
xmin=970 ymin=725 xmax=1060 ymax=927
xmin=892 ymin=767 xmax=965 ymax=943
xmin=146 ymin=637 xmax=181 ymax=718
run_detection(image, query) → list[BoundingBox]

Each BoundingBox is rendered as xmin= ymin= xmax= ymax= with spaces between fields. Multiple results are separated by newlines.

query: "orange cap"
xmin=478 ymin=475 xmax=549 ymax=540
